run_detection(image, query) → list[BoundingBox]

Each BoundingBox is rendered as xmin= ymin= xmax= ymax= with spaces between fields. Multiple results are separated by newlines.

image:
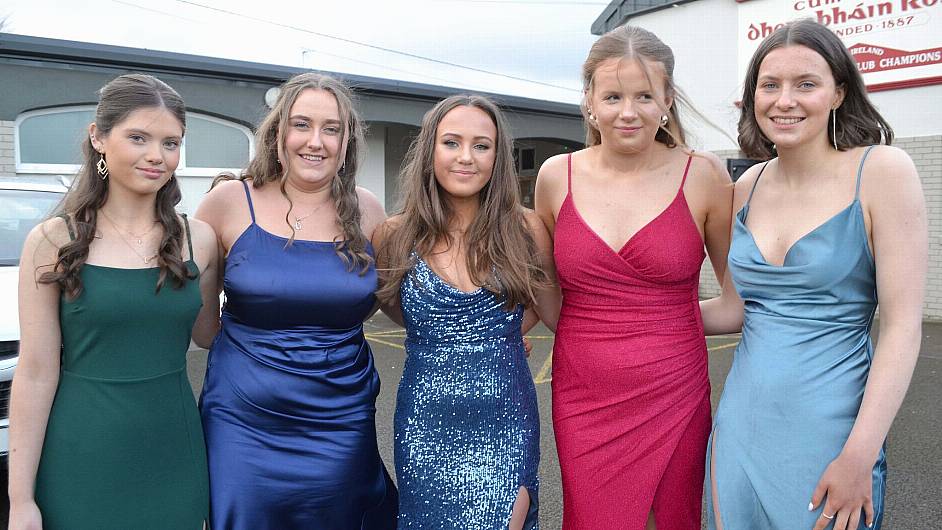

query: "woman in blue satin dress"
xmin=195 ymin=73 xmax=397 ymax=529
xmin=373 ymin=95 xmax=561 ymax=530
xmin=700 ymin=20 xmax=926 ymax=530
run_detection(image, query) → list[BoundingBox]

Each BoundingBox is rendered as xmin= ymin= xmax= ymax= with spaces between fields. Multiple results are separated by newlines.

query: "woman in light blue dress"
xmin=700 ymin=19 xmax=926 ymax=530
xmin=373 ymin=95 xmax=560 ymax=530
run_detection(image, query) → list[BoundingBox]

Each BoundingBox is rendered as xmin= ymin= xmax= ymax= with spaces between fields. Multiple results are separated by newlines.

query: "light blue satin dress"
xmin=708 ymin=146 xmax=886 ymax=529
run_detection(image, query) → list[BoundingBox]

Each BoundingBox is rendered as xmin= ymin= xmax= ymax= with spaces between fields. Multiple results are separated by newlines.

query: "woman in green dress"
xmin=8 ymin=74 xmax=220 ymax=530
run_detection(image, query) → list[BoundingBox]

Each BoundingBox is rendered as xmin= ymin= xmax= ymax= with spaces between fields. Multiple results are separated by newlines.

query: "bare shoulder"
xmin=860 ymin=145 xmax=918 ymax=180
xmin=537 ymin=152 xmax=571 ymax=187
xmin=356 ymin=186 xmax=387 ymax=237
xmin=23 ymin=216 xmax=71 ymax=267
xmin=184 ymin=216 xmax=217 ymax=249
xmin=198 ymin=178 xmax=247 ymax=218
xmin=859 ymin=145 xmax=922 ymax=208
xmin=688 ymin=151 xmax=732 ymax=186
xmin=731 ymin=159 xmax=770 ymax=209
xmin=356 ymin=186 xmax=386 ymax=217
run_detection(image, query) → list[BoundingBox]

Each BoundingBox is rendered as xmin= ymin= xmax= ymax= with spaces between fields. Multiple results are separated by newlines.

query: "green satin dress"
xmin=34 ymin=216 xmax=208 ymax=529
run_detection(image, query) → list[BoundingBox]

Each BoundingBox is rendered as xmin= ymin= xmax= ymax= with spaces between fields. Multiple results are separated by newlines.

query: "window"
xmin=513 ymin=147 xmax=536 ymax=173
xmin=15 ymin=106 xmax=253 ymax=176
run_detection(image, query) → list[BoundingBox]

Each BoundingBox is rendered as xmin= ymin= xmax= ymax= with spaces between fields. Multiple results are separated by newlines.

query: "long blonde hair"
xmin=376 ymin=95 xmax=547 ymax=309
xmin=241 ymin=72 xmax=371 ymax=273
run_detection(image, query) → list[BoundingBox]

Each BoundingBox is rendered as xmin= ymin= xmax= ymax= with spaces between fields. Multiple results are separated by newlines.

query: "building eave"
xmin=0 ymin=33 xmax=582 ymax=119
xmin=591 ymin=0 xmax=702 ymax=35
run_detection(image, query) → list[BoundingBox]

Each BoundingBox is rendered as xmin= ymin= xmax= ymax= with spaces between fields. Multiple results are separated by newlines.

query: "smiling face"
xmin=90 ymin=106 xmax=183 ymax=195
xmin=754 ymin=45 xmax=845 ymax=151
xmin=587 ymin=57 xmax=672 ymax=154
xmin=432 ymin=105 xmax=498 ymax=203
xmin=280 ymin=88 xmax=344 ymax=188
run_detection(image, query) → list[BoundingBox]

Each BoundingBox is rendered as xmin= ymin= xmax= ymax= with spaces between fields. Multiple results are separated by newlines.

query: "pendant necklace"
xmin=292 ymin=199 xmax=330 ymax=231
xmin=100 ymin=209 xmax=159 ymax=245
xmin=99 ymin=210 xmax=160 ymax=264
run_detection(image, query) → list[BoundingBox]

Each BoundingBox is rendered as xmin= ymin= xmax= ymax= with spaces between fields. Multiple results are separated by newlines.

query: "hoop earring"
xmin=660 ymin=114 xmax=669 ymax=127
xmin=831 ymin=108 xmax=838 ymax=150
xmin=96 ymin=153 xmax=109 ymax=179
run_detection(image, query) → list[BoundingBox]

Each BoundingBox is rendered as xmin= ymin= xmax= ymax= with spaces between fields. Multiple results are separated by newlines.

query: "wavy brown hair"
xmin=739 ymin=18 xmax=893 ymax=160
xmin=376 ymin=95 xmax=547 ymax=310
xmin=40 ymin=74 xmax=195 ymax=300
xmin=241 ymin=72 xmax=371 ymax=273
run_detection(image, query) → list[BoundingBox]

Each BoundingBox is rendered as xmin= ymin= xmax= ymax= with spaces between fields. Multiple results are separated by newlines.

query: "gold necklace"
xmin=99 ymin=211 xmax=160 ymax=264
xmin=99 ymin=209 xmax=159 ymax=246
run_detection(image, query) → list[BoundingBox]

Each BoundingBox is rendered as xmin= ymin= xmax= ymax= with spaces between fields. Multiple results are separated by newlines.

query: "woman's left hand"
xmin=809 ymin=450 xmax=875 ymax=529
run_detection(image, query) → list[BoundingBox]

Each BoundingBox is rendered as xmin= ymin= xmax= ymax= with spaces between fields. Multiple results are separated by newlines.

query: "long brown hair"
xmin=582 ymin=25 xmax=691 ymax=148
xmin=242 ymin=72 xmax=371 ymax=273
xmin=376 ymin=95 xmax=547 ymax=309
xmin=738 ymin=18 xmax=893 ymax=160
xmin=40 ymin=74 xmax=194 ymax=300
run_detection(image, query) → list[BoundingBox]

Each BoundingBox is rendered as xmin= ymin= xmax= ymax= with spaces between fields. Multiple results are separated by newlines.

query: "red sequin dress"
xmin=551 ymin=154 xmax=711 ymax=529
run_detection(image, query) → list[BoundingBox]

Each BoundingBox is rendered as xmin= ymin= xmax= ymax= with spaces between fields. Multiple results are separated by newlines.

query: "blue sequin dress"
xmin=395 ymin=256 xmax=540 ymax=529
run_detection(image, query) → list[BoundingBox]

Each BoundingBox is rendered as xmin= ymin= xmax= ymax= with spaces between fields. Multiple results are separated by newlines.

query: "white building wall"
xmin=629 ymin=0 xmax=942 ymax=319
xmin=362 ymin=130 xmax=387 ymax=210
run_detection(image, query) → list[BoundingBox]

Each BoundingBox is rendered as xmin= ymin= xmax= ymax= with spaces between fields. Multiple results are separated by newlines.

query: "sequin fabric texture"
xmin=395 ymin=256 xmax=540 ymax=530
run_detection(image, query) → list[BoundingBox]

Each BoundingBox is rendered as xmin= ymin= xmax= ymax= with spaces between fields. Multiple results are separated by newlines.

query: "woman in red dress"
xmin=534 ymin=26 xmax=732 ymax=529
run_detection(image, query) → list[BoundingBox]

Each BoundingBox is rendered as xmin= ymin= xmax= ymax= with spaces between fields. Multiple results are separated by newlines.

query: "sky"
xmin=1 ymin=0 xmax=610 ymax=104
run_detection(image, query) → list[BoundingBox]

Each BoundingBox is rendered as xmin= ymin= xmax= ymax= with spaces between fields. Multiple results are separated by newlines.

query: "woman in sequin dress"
xmin=373 ymin=95 xmax=561 ymax=530
xmin=534 ymin=26 xmax=733 ymax=529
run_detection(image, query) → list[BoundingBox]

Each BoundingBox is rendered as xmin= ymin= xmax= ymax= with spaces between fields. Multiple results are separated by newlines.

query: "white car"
xmin=0 ymin=177 xmax=68 ymax=456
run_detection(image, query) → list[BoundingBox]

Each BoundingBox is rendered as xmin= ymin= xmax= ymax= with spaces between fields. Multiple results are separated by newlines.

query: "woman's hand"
xmin=9 ymin=499 xmax=43 ymax=530
xmin=809 ymin=450 xmax=875 ymax=530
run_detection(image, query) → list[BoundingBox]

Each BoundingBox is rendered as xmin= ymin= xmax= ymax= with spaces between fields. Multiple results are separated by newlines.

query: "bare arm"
xmin=371 ymin=217 xmax=405 ymax=327
xmin=524 ymin=210 xmax=561 ymax=332
xmin=189 ymin=217 xmax=222 ymax=349
xmin=695 ymin=152 xmax=734 ymax=283
xmin=810 ymin=146 xmax=927 ymax=530
xmin=699 ymin=163 xmax=760 ymax=336
xmin=8 ymin=220 xmax=68 ymax=529
xmin=357 ymin=187 xmax=388 ymax=321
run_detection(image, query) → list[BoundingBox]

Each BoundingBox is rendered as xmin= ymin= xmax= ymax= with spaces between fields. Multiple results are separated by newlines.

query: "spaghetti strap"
xmin=855 ymin=146 xmax=876 ymax=199
xmin=181 ymin=214 xmax=194 ymax=261
xmin=59 ymin=214 xmax=75 ymax=241
xmin=241 ymin=179 xmax=256 ymax=224
xmin=679 ymin=154 xmax=694 ymax=190
xmin=567 ymin=153 xmax=573 ymax=194
xmin=744 ymin=162 xmax=770 ymax=206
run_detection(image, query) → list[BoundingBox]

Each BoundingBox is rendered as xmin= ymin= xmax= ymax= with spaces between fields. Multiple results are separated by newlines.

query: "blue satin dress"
xmin=708 ymin=146 xmax=885 ymax=529
xmin=200 ymin=181 xmax=397 ymax=529
xmin=395 ymin=256 xmax=540 ymax=529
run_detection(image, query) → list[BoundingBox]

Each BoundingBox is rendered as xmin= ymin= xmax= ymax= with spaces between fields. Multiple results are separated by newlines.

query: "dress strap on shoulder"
xmin=181 ymin=213 xmax=194 ymax=261
xmin=241 ymin=179 xmax=256 ymax=224
xmin=679 ymin=153 xmax=694 ymax=190
xmin=855 ymin=145 xmax=876 ymax=199
xmin=59 ymin=213 xmax=75 ymax=241
xmin=745 ymin=161 xmax=770 ymax=206
xmin=566 ymin=153 xmax=573 ymax=194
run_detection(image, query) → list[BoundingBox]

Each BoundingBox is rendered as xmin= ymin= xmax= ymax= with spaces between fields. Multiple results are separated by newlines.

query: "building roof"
xmin=591 ymin=0 xmax=701 ymax=35
xmin=0 ymin=33 xmax=581 ymax=119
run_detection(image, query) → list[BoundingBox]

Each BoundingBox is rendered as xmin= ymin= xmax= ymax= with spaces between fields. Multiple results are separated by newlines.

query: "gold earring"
xmin=96 ymin=153 xmax=109 ymax=180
